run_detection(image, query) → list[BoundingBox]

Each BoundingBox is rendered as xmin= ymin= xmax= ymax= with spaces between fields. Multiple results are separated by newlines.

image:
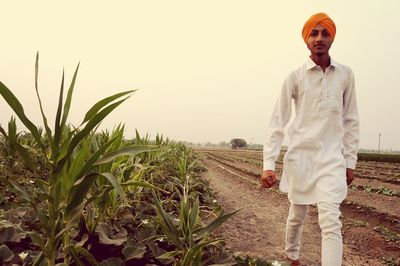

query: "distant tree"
xmin=230 ymin=138 xmax=247 ymax=149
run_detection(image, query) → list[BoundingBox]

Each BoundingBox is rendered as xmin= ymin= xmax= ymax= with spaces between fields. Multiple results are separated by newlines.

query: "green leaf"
xmin=98 ymin=172 xmax=127 ymax=203
xmin=0 ymin=176 xmax=31 ymax=202
xmin=95 ymin=223 xmax=127 ymax=246
xmin=67 ymin=135 xmax=117 ymax=186
xmin=194 ymin=209 xmax=240 ymax=238
xmin=60 ymin=63 xmax=80 ymax=130
xmin=34 ymin=52 xmax=55 ymax=152
xmin=94 ymin=145 xmax=159 ymax=165
xmin=75 ymin=246 xmax=98 ymax=265
xmin=189 ymin=196 xmax=200 ymax=230
xmin=179 ymin=195 xmax=190 ymax=244
xmin=122 ymin=244 xmax=146 ymax=260
xmin=81 ymin=90 xmax=134 ymax=125
xmin=0 ymin=244 xmax=14 ymax=263
xmin=183 ymin=239 xmax=223 ymax=265
xmin=64 ymin=244 xmax=84 ymax=266
xmin=0 ymin=122 xmax=35 ymax=171
xmin=74 ymin=234 xmax=89 ymax=247
xmin=58 ymin=202 xmax=86 ymax=239
xmin=8 ymin=116 xmax=17 ymax=140
xmin=0 ymin=81 xmax=46 ymax=152
xmin=29 ymin=232 xmax=46 ymax=250
xmin=63 ymin=136 xmax=126 ymax=222
xmin=62 ymin=97 xmax=130 ymax=167
xmin=55 ymin=128 xmax=73 ymax=163
xmin=61 ymin=137 xmax=91 ymax=192
xmin=31 ymin=251 xmax=45 ymax=266
xmin=64 ymin=174 xmax=97 ymax=220
xmin=0 ymin=125 xmax=6 ymax=138
xmin=152 ymin=192 xmax=183 ymax=248
xmin=0 ymin=222 xmax=26 ymax=244
xmin=156 ymin=250 xmax=182 ymax=260
xmin=15 ymin=141 xmax=35 ymax=171
xmin=53 ymin=70 xmax=65 ymax=147
xmin=64 ymin=245 xmax=98 ymax=265
xmin=135 ymin=129 xmax=141 ymax=144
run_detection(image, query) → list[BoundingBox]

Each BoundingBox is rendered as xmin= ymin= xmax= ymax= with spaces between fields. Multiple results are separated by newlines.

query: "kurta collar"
xmin=305 ymin=56 xmax=337 ymax=70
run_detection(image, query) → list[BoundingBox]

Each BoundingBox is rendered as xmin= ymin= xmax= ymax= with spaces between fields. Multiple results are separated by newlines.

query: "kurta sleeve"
xmin=342 ymin=68 xmax=359 ymax=169
xmin=263 ymin=74 xmax=294 ymax=171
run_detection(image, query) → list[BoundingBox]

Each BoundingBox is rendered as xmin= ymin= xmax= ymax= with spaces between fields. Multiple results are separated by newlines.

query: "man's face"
xmin=306 ymin=24 xmax=332 ymax=56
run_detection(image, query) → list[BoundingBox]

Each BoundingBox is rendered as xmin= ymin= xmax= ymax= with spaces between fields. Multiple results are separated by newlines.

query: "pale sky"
xmin=1 ymin=1 xmax=399 ymax=151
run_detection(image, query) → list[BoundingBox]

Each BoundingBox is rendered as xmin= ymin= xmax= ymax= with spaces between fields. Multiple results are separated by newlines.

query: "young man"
xmin=261 ymin=13 xmax=359 ymax=266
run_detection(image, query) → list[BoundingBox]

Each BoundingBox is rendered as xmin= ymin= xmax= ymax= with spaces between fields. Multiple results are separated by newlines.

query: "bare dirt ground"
xmin=196 ymin=148 xmax=400 ymax=266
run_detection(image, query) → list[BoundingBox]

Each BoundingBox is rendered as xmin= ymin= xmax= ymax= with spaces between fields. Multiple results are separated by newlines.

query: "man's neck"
xmin=310 ymin=53 xmax=330 ymax=72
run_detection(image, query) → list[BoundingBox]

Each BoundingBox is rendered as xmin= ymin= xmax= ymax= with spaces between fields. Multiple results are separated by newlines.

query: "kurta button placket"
xmin=320 ymin=73 xmax=328 ymax=112
xmin=323 ymin=70 xmax=331 ymax=112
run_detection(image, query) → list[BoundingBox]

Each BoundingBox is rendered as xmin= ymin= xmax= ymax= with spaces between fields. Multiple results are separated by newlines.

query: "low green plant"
xmin=374 ymin=226 xmax=400 ymax=243
xmin=0 ymin=116 xmax=34 ymax=171
xmin=382 ymin=256 xmax=400 ymax=266
xmin=357 ymin=153 xmax=400 ymax=163
xmin=345 ymin=218 xmax=368 ymax=229
xmin=233 ymin=254 xmax=276 ymax=266
xmin=0 ymin=244 xmax=14 ymax=265
xmin=152 ymin=176 xmax=239 ymax=265
xmin=82 ymin=125 xmax=161 ymax=230
xmin=0 ymin=53 xmax=157 ymax=265
xmin=350 ymin=184 xmax=400 ymax=197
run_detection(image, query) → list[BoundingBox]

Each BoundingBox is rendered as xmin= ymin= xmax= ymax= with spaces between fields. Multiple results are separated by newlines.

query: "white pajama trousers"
xmin=285 ymin=202 xmax=343 ymax=266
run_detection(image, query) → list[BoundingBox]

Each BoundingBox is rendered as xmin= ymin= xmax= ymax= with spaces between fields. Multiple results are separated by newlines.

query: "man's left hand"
xmin=346 ymin=168 xmax=355 ymax=185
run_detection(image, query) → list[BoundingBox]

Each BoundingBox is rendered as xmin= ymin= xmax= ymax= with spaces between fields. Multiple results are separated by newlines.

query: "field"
xmin=0 ymin=58 xmax=240 ymax=266
xmin=1 ymin=56 xmax=399 ymax=265
xmin=195 ymin=148 xmax=400 ymax=266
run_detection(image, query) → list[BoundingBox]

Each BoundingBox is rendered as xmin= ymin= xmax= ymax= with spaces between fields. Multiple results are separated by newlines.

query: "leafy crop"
xmin=0 ymin=54 xmax=237 ymax=266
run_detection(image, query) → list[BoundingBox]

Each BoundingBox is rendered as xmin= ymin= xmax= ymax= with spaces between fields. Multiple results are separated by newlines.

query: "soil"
xmin=204 ymin=151 xmax=400 ymax=219
xmin=196 ymin=148 xmax=400 ymax=266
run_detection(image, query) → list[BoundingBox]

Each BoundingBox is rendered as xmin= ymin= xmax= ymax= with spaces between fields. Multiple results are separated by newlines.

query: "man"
xmin=261 ymin=13 xmax=359 ymax=266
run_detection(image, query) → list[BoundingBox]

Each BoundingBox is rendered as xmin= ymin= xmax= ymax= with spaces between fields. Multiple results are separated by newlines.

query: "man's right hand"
xmin=261 ymin=170 xmax=277 ymax=188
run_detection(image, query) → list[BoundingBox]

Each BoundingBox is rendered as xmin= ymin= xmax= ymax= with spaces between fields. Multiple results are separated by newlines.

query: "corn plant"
xmin=0 ymin=53 xmax=157 ymax=266
xmin=152 ymin=177 xmax=239 ymax=266
xmin=86 ymin=125 xmax=161 ymax=226
xmin=0 ymin=116 xmax=34 ymax=171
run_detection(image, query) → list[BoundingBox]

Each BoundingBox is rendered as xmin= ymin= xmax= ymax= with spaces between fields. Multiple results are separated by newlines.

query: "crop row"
xmin=204 ymin=151 xmax=400 ymax=198
xmin=208 ymin=150 xmax=399 ymax=185
xmin=0 ymin=56 xmax=236 ymax=266
xmin=217 ymin=149 xmax=400 ymax=164
xmin=200 ymin=151 xmax=400 ymax=249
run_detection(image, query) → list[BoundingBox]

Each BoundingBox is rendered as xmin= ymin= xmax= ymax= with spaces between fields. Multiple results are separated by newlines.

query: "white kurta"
xmin=263 ymin=57 xmax=359 ymax=204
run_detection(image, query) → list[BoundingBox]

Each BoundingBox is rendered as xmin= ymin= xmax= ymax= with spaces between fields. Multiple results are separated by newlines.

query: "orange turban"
xmin=302 ymin=13 xmax=336 ymax=43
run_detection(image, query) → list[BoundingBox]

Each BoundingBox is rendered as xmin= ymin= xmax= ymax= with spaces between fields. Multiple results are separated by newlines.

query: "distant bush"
xmin=230 ymin=138 xmax=247 ymax=149
xmin=358 ymin=153 xmax=400 ymax=163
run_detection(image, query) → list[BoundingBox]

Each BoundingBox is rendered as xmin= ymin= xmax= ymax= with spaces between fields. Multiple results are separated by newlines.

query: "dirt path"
xmin=198 ymin=155 xmax=394 ymax=266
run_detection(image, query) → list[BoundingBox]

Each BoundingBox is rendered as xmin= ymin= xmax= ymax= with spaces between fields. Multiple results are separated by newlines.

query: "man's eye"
xmin=322 ymin=31 xmax=330 ymax=37
xmin=310 ymin=31 xmax=318 ymax=37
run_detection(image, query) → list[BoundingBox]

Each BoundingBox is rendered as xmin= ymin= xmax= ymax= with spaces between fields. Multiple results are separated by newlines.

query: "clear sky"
xmin=1 ymin=0 xmax=399 ymax=151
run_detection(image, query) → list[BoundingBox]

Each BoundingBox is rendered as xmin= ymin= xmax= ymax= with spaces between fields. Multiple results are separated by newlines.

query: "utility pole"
xmin=378 ymin=133 xmax=381 ymax=153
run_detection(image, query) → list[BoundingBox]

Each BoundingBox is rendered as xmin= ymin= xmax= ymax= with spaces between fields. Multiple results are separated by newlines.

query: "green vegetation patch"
xmin=0 ymin=54 xmax=238 ymax=266
xmin=358 ymin=153 xmax=400 ymax=163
